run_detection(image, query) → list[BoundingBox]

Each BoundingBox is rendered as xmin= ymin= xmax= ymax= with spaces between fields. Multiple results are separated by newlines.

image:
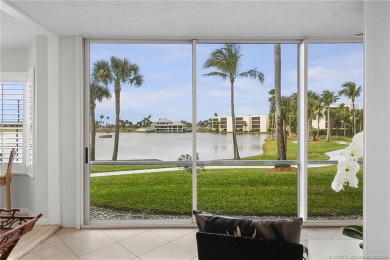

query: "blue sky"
xmin=90 ymin=43 xmax=363 ymax=124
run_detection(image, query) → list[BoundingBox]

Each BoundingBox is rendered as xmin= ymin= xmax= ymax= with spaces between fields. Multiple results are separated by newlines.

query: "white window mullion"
xmin=192 ymin=39 xmax=197 ymax=219
xmin=298 ymin=40 xmax=308 ymax=221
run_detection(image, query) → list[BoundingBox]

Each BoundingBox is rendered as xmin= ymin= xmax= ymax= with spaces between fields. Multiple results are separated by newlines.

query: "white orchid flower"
xmin=332 ymin=159 xmax=360 ymax=192
xmin=331 ymin=173 xmax=345 ymax=192
xmin=352 ymin=131 xmax=363 ymax=145
xmin=341 ymin=143 xmax=363 ymax=161
xmin=337 ymin=160 xmax=360 ymax=174
xmin=332 ymin=131 xmax=363 ymax=192
xmin=332 ymin=162 xmax=360 ymax=192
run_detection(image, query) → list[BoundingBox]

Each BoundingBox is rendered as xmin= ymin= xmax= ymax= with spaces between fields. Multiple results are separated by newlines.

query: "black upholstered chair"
xmin=196 ymin=231 xmax=307 ymax=260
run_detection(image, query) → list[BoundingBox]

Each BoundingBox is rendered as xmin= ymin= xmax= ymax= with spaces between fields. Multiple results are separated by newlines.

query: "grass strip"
xmin=90 ymin=166 xmax=362 ymax=216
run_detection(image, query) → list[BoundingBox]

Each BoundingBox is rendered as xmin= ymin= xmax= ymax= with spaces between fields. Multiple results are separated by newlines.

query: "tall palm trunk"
xmin=326 ymin=106 xmax=331 ymax=142
xmin=316 ymin=116 xmax=320 ymax=139
xmin=90 ymin=102 xmax=96 ymax=161
xmin=343 ymin=109 xmax=347 ymax=137
xmin=270 ymin=114 xmax=274 ymax=139
xmin=352 ymin=100 xmax=356 ymax=135
xmin=343 ymin=121 xmax=347 ymax=137
xmin=230 ymin=80 xmax=240 ymax=159
xmin=274 ymin=44 xmax=287 ymax=163
xmin=112 ymin=82 xmax=121 ymax=161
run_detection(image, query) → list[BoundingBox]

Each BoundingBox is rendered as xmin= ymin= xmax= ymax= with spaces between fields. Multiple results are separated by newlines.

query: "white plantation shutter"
xmin=24 ymin=76 xmax=34 ymax=167
xmin=0 ymin=82 xmax=24 ymax=164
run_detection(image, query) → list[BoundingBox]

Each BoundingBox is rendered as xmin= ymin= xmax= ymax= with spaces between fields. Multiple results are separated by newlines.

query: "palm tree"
xmin=203 ymin=44 xmax=264 ymax=159
xmin=242 ymin=121 xmax=248 ymax=132
xmin=99 ymin=114 xmax=105 ymax=128
xmin=338 ymin=103 xmax=350 ymax=137
xmin=321 ymin=90 xmax=339 ymax=142
xmin=268 ymin=89 xmax=276 ymax=139
xmin=90 ymin=82 xmax=111 ymax=161
xmin=274 ymin=44 xmax=287 ymax=162
xmin=92 ymin=57 xmax=143 ymax=161
xmin=313 ymin=98 xmax=324 ymax=140
xmin=339 ymin=82 xmax=362 ymax=135
xmin=356 ymin=109 xmax=364 ymax=132
xmin=281 ymin=96 xmax=293 ymax=141
xmin=307 ymin=91 xmax=320 ymax=141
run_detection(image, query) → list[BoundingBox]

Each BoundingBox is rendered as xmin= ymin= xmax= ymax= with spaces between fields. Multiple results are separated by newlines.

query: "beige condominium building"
xmin=150 ymin=118 xmax=189 ymax=133
xmin=211 ymin=115 xmax=269 ymax=133
xmin=311 ymin=104 xmax=358 ymax=130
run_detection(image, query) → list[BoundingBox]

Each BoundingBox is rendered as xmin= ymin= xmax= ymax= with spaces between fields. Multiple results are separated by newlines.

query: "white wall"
xmin=364 ymin=1 xmax=390 ymax=256
xmin=0 ymin=47 xmax=28 ymax=72
xmin=34 ymin=35 xmax=49 ymax=219
xmin=59 ymin=36 xmax=83 ymax=227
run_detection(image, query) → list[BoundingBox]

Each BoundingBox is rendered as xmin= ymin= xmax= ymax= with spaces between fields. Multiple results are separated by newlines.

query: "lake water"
xmin=95 ymin=132 xmax=268 ymax=161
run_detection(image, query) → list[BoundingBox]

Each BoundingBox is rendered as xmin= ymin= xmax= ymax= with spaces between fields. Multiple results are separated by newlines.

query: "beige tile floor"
xmin=15 ymin=226 xmax=363 ymax=260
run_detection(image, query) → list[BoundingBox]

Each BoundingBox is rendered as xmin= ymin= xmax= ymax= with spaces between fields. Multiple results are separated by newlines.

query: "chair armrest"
xmin=0 ymin=213 xmax=42 ymax=260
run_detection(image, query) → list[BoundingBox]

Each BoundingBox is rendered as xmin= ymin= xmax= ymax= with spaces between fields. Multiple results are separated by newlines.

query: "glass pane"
xmin=197 ymin=165 xmax=297 ymax=219
xmin=89 ymin=43 xmax=192 ymax=221
xmin=90 ymin=164 xmax=191 ymax=220
xmin=197 ymin=43 xmax=298 ymax=161
xmin=196 ymin=43 xmax=298 ymax=217
xmin=307 ymin=43 xmax=364 ymax=220
xmin=308 ymin=164 xmax=363 ymax=220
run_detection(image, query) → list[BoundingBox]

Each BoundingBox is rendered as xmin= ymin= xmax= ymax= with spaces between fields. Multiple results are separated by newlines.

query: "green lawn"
xmin=90 ymin=166 xmax=363 ymax=217
xmin=245 ymin=137 xmax=350 ymax=160
xmin=90 ymin=136 xmax=361 ymax=217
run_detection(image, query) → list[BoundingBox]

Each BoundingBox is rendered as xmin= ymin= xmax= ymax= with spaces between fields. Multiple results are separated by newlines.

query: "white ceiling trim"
xmin=1 ymin=0 xmax=364 ymax=49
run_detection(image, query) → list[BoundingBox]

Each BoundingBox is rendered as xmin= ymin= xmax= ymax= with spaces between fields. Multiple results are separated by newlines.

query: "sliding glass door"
xmin=87 ymin=43 xmax=193 ymax=221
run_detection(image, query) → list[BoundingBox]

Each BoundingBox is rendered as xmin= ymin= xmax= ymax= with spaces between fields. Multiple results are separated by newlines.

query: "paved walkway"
xmin=90 ymin=149 xmax=344 ymax=178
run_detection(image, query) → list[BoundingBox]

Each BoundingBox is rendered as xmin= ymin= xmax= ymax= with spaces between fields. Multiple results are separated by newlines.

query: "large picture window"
xmin=85 ymin=40 xmax=363 ymax=224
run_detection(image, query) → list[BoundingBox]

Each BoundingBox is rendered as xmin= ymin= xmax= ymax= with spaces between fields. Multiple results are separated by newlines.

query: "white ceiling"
xmin=2 ymin=0 xmax=363 ymax=49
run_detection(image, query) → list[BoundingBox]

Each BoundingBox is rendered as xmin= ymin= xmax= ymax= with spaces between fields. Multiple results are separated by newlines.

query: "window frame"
xmin=83 ymin=38 xmax=363 ymax=227
xmin=0 ymin=69 xmax=34 ymax=176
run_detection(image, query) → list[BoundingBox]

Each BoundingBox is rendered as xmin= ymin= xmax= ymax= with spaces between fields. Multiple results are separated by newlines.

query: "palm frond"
xmin=92 ymin=60 xmax=111 ymax=86
xmin=130 ymin=74 xmax=144 ymax=87
xmin=238 ymin=69 xmax=265 ymax=83
xmin=90 ymin=82 xmax=111 ymax=103
xmin=203 ymin=71 xmax=228 ymax=80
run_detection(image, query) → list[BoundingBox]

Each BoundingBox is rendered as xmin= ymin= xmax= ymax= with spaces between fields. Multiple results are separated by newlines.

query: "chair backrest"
xmin=5 ymin=150 xmax=15 ymax=183
xmin=0 ymin=213 xmax=42 ymax=260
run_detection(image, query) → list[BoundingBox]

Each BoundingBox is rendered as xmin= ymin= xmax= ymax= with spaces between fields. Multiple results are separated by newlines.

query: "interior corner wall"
xmin=5 ymin=35 xmax=50 ymax=222
xmin=60 ymin=36 xmax=81 ymax=227
xmin=364 ymin=1 xmax=390 ymax=256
